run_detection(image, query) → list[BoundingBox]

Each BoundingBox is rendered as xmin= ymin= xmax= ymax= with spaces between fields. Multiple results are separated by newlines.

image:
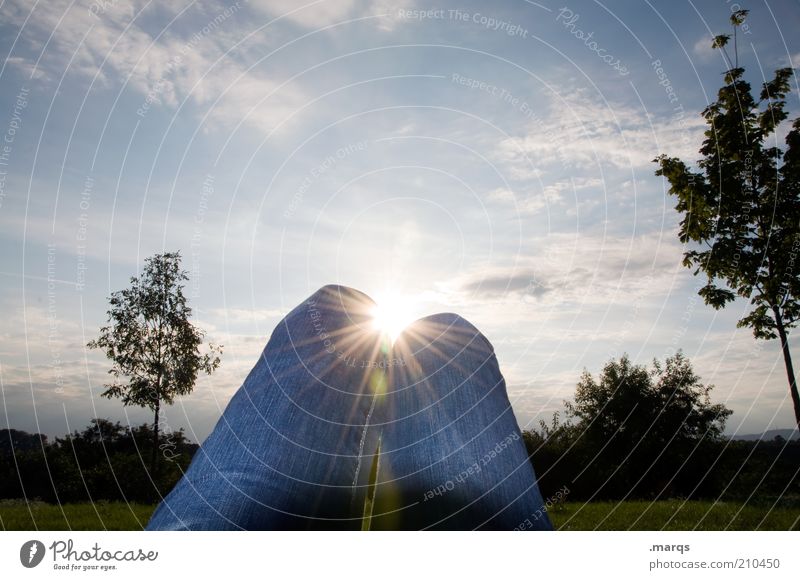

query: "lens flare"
xmin=370 ymin=293 xmax=416 ymax=343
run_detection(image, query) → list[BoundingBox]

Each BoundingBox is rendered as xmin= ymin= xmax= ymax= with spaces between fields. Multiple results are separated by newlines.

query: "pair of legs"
xmin=146 ymin=285 xmax=552 ymax=530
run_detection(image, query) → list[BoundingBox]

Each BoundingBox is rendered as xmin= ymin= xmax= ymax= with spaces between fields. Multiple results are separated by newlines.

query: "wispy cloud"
xmin=494 ymin=88 xmax=707 ymax=173
xmin=3 ymin=0 xmax=308 ymax=134
xmin=250 ymin=0 xmax=359 ymax=29
xmin=443 ymin=231 xmax=685 ymax=306
xmin=692 ymin=35 xmax=717 ymax=63
xmin=249 ymin=0 xmax=415 ymax=31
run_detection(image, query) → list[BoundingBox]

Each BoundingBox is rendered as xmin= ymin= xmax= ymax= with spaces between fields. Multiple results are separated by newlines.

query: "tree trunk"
xmin=151 ymin=397 xmax=160 ymax=477
xmin=773 ymin=307 xmax=800 ymax=430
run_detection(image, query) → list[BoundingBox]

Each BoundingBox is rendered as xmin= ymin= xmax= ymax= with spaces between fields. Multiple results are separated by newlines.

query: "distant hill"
xmin=729 ymin=429 xmax=800 ymax=441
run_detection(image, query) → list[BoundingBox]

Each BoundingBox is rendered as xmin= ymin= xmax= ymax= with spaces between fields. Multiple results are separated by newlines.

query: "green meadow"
xmin=2 ymin=499 xmax=798 ymax=531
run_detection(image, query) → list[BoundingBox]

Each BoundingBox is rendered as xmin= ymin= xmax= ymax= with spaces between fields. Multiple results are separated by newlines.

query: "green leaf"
xmin=730 ymin=9 xmax=749 ymax=26
xmin=711 ymin=34 xmax=730 ymax=49
xmin=698 ymin=284 xmax=736 ymax=309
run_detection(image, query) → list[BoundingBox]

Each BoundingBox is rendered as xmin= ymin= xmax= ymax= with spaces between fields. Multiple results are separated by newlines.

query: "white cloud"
xmin=201 ymin=70 xmax=308 ymax=134
xmin=3 ymin=56 xmax=50 ymax=80
xmin=207 ymin=307 xmax=286 ymax=323
xmin=444 ymin=230 xmax=685 ymax=307
xmin=486 ymin=187 xmax=516 ymax=203
xmin=485 ymin=185 xmax=563 ymax=214
xmin=3 ymin=0 xmax=307 ymax=134
xmin=692 ymin=35 xmax=717 ymax=63
xmin=369 ymin=0 xmax=416 ymax=31
xmin=249 ymin=0 xmax=358 ymax=29
xmin=249 ymin=0 xmax=414 ymax=31
xmin=494 ymin=89 xmax=707 ymax=173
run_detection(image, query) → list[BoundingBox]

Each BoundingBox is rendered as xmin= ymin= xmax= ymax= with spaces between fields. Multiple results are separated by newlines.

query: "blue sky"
xmin=1 ymin=0 xmax=799 ymax=442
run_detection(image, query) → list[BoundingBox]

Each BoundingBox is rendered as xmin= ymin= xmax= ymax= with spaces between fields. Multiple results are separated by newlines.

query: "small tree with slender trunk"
xmin=654 ymin=9 xmax=800 ymax=429
xmin=88 ymin=251 xmax=222 ymax=475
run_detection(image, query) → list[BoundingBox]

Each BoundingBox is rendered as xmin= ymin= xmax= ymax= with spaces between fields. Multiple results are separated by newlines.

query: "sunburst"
xmin=370 ymin=292 xmax=418 ymax=343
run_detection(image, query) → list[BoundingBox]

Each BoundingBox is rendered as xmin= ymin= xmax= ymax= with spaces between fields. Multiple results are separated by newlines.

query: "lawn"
xmin=1 ymin=499 xmax=798 ymax=530
xmin=549 ymin=499 xmax=800 ymax=531
xmin=0 ymin=500 xmax=154 ymax=531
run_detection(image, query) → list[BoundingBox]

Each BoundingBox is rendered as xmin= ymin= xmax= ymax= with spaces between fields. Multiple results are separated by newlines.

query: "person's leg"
xmin=146 ymin=285 xmax=386 ymax=530
xmin=372 ymin=313 xmax=552 ymax=530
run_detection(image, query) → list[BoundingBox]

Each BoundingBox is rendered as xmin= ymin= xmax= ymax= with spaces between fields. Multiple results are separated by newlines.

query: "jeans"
xmin=146 ymin=285 xmax=553 ymax=530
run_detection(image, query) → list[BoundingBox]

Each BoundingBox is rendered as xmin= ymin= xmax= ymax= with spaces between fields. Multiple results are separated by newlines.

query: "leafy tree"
xmin=0 ymin=420 xmax=200 ymax=503
xmin=654 ymin=9 xmax=800 ymax=428
xmin=88 ymin=252 xmax=221 ymax=474
xmin=561 ymin=353 xmax=731 ymax=498
xmin=568 ymin=353 xmax=731 ymax=443
xmin=0 ymin=429 xmax=47 ymax=457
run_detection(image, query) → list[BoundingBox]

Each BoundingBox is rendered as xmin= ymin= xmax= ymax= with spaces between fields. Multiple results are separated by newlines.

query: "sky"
xmin=1 ymin=0 xmax=799 ymax=443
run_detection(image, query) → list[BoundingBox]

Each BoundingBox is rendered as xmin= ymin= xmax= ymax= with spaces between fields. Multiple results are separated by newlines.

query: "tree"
xmin=1 ymin=421 xmax=200 ymax=503
xmin=564 ymin=353 xmax=731 ymax=498
xmin=88 ymin=251 xmax=221 ymax=474
xmin=654 ymin=8 xmax=800 ymax=428
xmin=569 ymin=353 xmax=731 ymax=442
xmin=0 ymin=429 xmax=47 ymax=457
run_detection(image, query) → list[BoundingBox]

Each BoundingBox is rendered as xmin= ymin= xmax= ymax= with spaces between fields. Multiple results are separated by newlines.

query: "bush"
xmin=0 ymin=419 xmax=197 ymax=503
xmin=523 ymin=353 xmax=798 ymax=501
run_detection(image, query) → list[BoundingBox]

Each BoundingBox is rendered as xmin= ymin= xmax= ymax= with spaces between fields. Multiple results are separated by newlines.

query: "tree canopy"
xmin=568 ymin=352 xmax=732 ymax=449
xmin=88 ymin=251 xmax=221 ymax=472
xmin=654 ymin=9 xmax=800 ymax=427
xmin=528 ymin=353 xmax=733 ymax=499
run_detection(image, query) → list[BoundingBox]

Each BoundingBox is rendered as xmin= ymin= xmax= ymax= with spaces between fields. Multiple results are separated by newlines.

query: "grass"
xmin=0 ymin=500 xmax=155 ymax=531
xmin=550 ymin=499 xmax=800 ymax=530
xmin=1 ymin=499 xmax=798 ymax=530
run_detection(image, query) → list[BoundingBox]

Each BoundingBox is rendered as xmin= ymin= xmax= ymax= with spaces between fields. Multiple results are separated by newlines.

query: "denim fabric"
xmin=374 ymin=313 xmax=552 ymax=530
xmin=147 ymin=285 xmax=552 ymax=530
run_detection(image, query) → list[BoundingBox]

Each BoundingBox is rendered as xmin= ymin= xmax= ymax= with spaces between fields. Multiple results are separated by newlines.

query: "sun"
xmin=370 ymin=293 xmax=417 ymax=343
